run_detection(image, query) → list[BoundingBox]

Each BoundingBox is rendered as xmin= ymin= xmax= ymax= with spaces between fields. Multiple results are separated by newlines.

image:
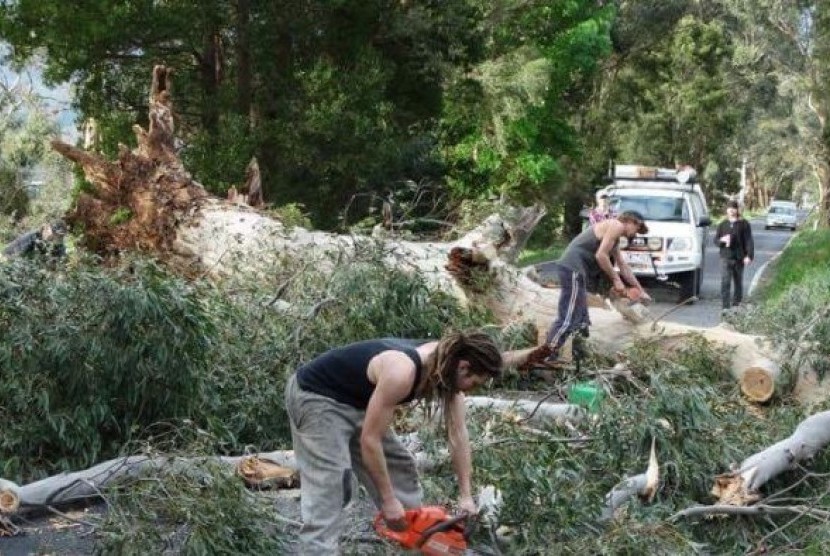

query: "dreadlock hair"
xmin=416 ymin=330 xmax=503 ymax=429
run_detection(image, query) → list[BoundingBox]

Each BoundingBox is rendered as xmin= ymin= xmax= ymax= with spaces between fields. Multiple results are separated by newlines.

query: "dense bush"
xmin=0 ymin=258 xmax=214 ymax=480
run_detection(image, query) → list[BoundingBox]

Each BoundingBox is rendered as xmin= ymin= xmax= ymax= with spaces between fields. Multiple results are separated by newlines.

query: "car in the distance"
xmin=765 ymin=201 xmax=798 ymax=231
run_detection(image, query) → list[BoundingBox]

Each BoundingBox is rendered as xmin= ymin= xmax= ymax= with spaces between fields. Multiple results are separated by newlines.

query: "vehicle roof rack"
xmin=613 ymin=164 xmax=697 ymax=184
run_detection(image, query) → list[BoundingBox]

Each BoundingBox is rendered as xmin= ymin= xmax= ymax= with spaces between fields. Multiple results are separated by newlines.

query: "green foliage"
xmin=0 ymin=166 xmax=28 ymax=220
xmin=96 ymin=459 xmax=288 ymax=555
xmin=442 ymin=2 xmax=614 ymax=204
xmin=752 ymin=229 xmax=830 ymax=302
xmin=0 ymin=258 xmax=214 ymax=481
xmin=418 ymin=334 xmax=817 ymax=555
xmin=606 ymin=14 xmax=737 ymax=173
xmin=109 ymin=207 xmax=132 ymax=226
xmin=0 ymin=250 xmax=487 ymax=482
xmin=265 ymin=203 xmax=313 ymax=231
xmin=517 ymin=242 xmax=566 ymax=267
xmin=180 ymin=114 xmax=260 ymax=196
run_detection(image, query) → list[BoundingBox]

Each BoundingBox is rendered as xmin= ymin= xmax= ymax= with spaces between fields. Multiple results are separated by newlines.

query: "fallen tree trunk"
xmin=52 ymin=65 xmax=780 ymax=399
xmin=0 ymin=393 xmax=580 ymax=522
xmin=586 ymin=314 xmax=781 ymax=402
xmin=0 ymin=451 xmax=298 ymax=518
xmin=711 ymin=410 xmax=830 ymax=505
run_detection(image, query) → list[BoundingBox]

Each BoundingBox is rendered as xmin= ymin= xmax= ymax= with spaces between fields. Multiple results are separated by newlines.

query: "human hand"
xmin=612 ymin=276 xmax=626 ymax=294
xmin=743 ymin=257 xmax=751 ymax=265
xmin=458 ymin=495 xmax=477 ymax=516
xmin=637 ymin=288 xmax=652 ymax=303
xmin=719 ymin=234 xmax=731 ymax=247
xmin=381 ymin=498 xmax=407 ymax=531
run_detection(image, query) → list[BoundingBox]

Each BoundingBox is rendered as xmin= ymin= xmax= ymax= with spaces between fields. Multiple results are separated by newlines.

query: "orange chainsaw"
xmin=610 ymin=285 xmax=651 ymax=305
xmin=374 ymin=505 xmax=471 ymax=555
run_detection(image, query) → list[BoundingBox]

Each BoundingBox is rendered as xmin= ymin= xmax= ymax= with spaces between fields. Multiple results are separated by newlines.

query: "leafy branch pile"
xmin=0 ymin=250 xmax=487 ymax=485
xmin=3 ymin=239 xmax=830 ymax=553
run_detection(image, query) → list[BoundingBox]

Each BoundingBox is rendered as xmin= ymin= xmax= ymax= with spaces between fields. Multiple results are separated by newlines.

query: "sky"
xmin=1 ymin=42 xmax=78 ymax=143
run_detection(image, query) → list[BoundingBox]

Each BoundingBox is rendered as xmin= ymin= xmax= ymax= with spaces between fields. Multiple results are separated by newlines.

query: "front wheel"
xmin=677 ymin=269 xmax=700 ymax=303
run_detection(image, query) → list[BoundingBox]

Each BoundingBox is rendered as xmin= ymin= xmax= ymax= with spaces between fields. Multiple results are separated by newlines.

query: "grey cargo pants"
xmin=284 ymin=374 xmax=422 ymax=555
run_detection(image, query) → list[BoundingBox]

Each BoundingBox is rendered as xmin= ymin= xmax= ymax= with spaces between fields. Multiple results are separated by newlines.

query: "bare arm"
xmin=446 ymin=392 xmax=476 ymax=513
xmin=595 ymin=221 xmax=625 ymax=290
xmin=361 ymin=352 xmax=416 ymax=524
xmin=501 ymin=347 xmax=536 ymax=368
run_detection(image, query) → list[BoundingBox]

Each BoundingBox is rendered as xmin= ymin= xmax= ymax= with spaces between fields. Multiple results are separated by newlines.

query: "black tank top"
xmin=296 ymin=338 xmax=425 ymax=409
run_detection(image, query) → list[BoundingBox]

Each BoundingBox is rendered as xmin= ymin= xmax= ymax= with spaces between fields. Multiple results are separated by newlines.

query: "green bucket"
xmin=568 ymin=382 xmax=604 ymax=412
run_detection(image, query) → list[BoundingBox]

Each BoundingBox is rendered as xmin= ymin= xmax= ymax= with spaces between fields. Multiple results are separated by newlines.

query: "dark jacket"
xmin=714 ymin=218 xmax=754 ymax=261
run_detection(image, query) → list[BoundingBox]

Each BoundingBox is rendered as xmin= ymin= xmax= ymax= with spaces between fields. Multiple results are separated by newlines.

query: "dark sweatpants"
xmin=720 ymin=258 xmax=745 ymax=309
xmin=537 ymin=262 xmax=590 ymax=351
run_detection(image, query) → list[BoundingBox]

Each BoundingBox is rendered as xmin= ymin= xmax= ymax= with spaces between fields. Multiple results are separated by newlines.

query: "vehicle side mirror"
xmin=697 ymin=216 xmax=711 ymax=227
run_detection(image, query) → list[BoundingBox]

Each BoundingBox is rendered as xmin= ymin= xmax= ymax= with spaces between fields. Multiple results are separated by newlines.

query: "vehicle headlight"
xmin=619 ymin=236 xmax=628 ymax=249
xmin=647 ymin=237 xmax=663 ymax=250
xmin=668 ymin=237 xmax=693 ymax=252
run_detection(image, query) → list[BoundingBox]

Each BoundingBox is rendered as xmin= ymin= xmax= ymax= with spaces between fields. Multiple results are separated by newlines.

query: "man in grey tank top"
xmin=535 ymin=211 xmax=651 ymax=365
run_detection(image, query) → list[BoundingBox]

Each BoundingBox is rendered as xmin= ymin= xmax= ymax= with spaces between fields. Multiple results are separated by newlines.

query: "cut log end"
xmin=0 ymin=485 xmax=20 ymax=514
xmin=740 ymin=367 xmax=775 ymax=403
xmin=235 ymin=456 xmax=299 ymax=489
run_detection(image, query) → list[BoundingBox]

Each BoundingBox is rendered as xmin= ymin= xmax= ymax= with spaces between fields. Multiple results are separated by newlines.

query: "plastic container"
xmin=568 ymin=382 xmax=604 ymax=413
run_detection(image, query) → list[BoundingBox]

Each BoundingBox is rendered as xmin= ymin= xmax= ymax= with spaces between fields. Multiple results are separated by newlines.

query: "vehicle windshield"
xmin=768 ymin=206 xmax=796 ymax=215
xmin=609 ymin=195 xmax=688 ymax=222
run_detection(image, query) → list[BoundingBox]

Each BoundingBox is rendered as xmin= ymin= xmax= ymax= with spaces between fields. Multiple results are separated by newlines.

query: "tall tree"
xmin=441 ymin=0 xmax=615 ymax=208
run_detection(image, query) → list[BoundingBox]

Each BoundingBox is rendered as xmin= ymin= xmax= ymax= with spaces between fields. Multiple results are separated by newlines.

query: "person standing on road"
xmin=284 ymin=331 xmax=534 ymax=555
xmin=534 ymin=211 xmax=651 ymax=365
xmin=715 ymin=199 xmax=754 ymax=312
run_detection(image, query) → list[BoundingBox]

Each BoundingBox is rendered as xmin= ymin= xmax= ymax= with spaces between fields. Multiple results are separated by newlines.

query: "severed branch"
xmin=599 ymin=437 xmax=659 ymax=521
xmin=463 ymin=396 xmax=585 ymax=427
xmin=670 ymin=503 xmax=830 ymax=522
xmin=0 ymin=451 xmax=298 ymax=519
xmin=711 ymin=411 xmax=830 ymax=506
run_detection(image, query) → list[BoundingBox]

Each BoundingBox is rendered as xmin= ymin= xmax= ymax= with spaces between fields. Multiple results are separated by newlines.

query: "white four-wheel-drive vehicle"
xmin=600 ymin=164 xmax=711 ymax=302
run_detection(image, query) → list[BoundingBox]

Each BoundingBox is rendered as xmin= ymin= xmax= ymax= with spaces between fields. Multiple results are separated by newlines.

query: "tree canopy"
xmin=2 ymin=0 xmax=829 ymax=229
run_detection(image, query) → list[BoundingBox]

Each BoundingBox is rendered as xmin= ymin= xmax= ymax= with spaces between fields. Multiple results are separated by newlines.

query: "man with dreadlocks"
xmin=284 ymin=331 xmax=532 ymax=554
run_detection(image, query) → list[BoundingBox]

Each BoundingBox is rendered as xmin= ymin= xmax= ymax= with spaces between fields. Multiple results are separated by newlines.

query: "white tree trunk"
xmin=711 ymin=411 xmax=830 ymax=505
xmin=0 ymin=452 xmax=298 ymax=517
xmin=51 ymin=65 xmax=782 ymax=401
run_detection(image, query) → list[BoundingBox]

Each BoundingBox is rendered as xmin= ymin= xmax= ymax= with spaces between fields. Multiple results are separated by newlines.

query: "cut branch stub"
xmin=235 ymin=456 xmax=298 ymax=489
xmin=0 ymin=479 xmax=20 ymax=514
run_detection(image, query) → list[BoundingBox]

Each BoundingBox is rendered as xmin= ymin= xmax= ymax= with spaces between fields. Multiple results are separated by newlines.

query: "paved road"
xmin=643 ymin=218 xmax=794 ymax=327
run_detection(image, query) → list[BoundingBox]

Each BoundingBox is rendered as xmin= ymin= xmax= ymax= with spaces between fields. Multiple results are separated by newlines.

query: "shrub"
xmin=0 ymin=258 xmax=214 ymax=481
